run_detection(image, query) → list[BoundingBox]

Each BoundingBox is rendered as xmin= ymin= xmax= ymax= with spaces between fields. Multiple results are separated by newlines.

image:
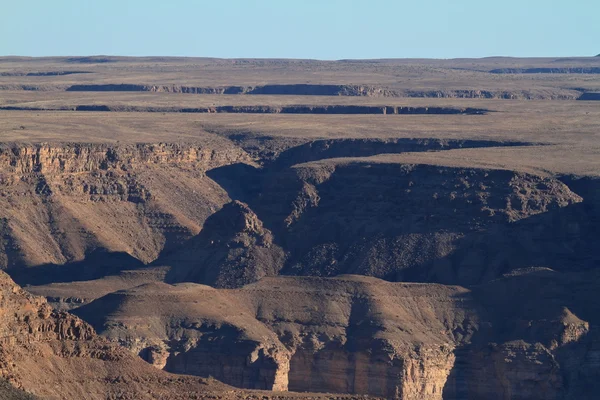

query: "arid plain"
xmin=0 ymin=56 xmax=599 ymax=399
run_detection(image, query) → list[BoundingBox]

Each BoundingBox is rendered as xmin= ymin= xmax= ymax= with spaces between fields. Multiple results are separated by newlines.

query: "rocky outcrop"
xmin=0 ymin=270 xmax=229 ymax=399
xmin=162 ymin=200 xmax=286 ymax=288
xmin=490 ymin=67 xmax=600 ymax=74
xmin=0 ymin=104 xmax=489 ymax=115
xmin=0 ymin=142 xmax=251 ymax=274
xmin=75 ymin=271 xmax=600 ymax=399
xmin=208 ymin=161 xmax=582 ymax=285
xmin=75 ymin=276 xmax=477 ymax=399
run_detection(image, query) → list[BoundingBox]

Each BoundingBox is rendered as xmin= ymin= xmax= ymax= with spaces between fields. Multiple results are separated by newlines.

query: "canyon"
xmin=0 ymin=56 xmax=599 ymax=399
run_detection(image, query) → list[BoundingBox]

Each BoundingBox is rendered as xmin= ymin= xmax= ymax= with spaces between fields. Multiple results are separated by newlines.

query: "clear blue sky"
xmin=2 ymin=0 xmax=598 ymax=59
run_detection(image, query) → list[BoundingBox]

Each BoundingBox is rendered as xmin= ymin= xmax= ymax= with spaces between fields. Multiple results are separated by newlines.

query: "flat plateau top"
xmin=1 ymin=56 xmax=599 ymax=176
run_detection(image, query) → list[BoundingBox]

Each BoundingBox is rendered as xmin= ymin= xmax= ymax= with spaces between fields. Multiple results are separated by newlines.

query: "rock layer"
xmin=0 ymin=142 xmax=251 ymax=276
xmin=207 ymin=160 xmax=582 ymax=285
xmin=75 ymin=271 xmax=600 ymax=399
xmin=75 ymin=276 xmax=477 ymax=399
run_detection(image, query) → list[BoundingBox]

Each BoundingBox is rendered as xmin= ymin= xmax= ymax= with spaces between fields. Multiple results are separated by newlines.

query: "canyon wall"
xmin=75 ymin=277 xmax=477 ymax=399
xmin=203 ymin=160 xmax=582 ymax=286
xmin=75 ymin=272 xmax=600 ymax=399
xmin=0 ymin=82 xmax=583 ymax=100
xmin=0 ymin=142 xmax=251 ymax=278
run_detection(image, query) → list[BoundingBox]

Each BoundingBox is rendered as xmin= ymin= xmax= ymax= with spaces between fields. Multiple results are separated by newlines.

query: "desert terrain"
xmin=0 ymin=56 xmax=599 ymax=399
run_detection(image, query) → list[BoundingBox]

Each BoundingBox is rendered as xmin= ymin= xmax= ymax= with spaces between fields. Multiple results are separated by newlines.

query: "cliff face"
xmin=0 ymin=143 xmax=248 ymax=175
xmin=207 ymin=160 xmax=582 ymax=286
xmin=3 ymin=139 xmax=599 ymax=399
xmin=0 ymin=143 xmax=251 ymax=279
xmin=5 ymin=137 xmax=578 ymax=288
xmin=24 ymin=83 xmax=579 ymax=100
xmin=162 ymin=200 xmax=286 ymax=288
xmin=444 ymin=342 xmax=564 ymax=400
xmin=1 ymin=104 xmax=489 ymax=115
xmin=0 ymin=270 xmax=227 ymax=400
xmin=75 ymin=272 xmax=600 ymax=400
xmin=75 ymin=276 xmax=478 ymax=399
xmin=0 ymin=270 xmax=381 ymax=399
xmin=73 ymin=282 xmax=293 ymax=391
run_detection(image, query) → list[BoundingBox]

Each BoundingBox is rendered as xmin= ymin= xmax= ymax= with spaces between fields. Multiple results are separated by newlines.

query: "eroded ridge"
xmin=74 ymin=271 xmax=600 ymax=400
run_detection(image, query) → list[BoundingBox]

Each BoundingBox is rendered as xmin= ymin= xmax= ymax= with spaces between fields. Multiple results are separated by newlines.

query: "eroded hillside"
xmin=72 ymin=272 xmax=600 ymax=400
xmin=0 ymin=142 xmax=250 ymax=280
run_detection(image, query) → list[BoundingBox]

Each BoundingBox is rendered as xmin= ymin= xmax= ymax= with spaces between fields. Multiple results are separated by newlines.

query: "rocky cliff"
xmin=0 ymin=269 xmax=225 ymax=399
xmin=0 ymin=104 xmax=490 ymax=115
xmin=0 ymin=142 xmax=251 ymax=280
xmin=206 ymin=160 xmax=582 ymax=285
xmin=2 ymin=83 xmax=576 ymax=100
xmin=1 ymin=138 xmax=539 ymax=283
xmin=0 ymin=269 xmax=382 ymax=399
xmin=75 ymin=276 xmax=477 ymax=399
xmin=2 ymin=138 xmax=599 ymax=400
xmin=74 ymin=270 xmax=600 ymax=399
xmin=162 ymin=200 xmax=286 ymax=288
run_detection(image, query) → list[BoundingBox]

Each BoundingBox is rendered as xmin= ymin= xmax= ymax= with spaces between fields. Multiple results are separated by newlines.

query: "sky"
xmin=2 ymin=0 xmax=598 ymax=59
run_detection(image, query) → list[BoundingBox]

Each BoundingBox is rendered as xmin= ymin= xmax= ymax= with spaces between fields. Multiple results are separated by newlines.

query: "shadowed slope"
xmin=75 ymin=276 xmax=477 ymax=398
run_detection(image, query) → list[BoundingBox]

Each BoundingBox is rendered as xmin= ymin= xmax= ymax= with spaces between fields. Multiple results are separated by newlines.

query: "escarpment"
xmin=0 ymin=270 xmax=228 ymax=400
xmin=0 ymin=138 xmax=540 ymax=280
xmin=19 ymin=137 xmax=598 ymax=297
xmin=0 ymin=142 xmax=252 ymax=278
xmin=0 ymin=103 xmax=490 ymax=115
xmin=3 ymin=83 xmax=578 ymax=100
xmin=75 ymin=272 xmax=600 ymax=399
xmin=0 ymin=269 xmax=379 ymax=400
xmin=75 ymin=276 xmax=478 ymax=399
xmin=161 ymin=200 xmax=286 ymax=288
xmin=1 ymin=138 xmax=599 ymax=400
xmin=205 ymin=159 xmax=582 ymax=286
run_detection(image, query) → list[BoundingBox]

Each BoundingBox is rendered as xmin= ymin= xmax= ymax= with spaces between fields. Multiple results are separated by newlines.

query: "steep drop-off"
xmin=0 ymin=269 xmax=228 ymax=400
xmin=0 ymin=269 xmax=382 ymax=399
xmin=0 ymin=104 xmax=489 ymax=115
xmin=10 ymin=139 xmax=600 ymax=400
xmin=0 ymin=142 xmax=251 ymax=282
xmin=0 ymin=82 xmax=580 ymax=100
xmin=75 ymin=272 xmax=600 ymax=399
xmin=0 ymin=138 xmax=534 ymax=282
xmin=22 ymin=139 xmax=597 ymax=300
xmin=75 ymin=276 xmax=477 ymax=399
xmin=204 ymin=160 xmax=582 ymax=286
